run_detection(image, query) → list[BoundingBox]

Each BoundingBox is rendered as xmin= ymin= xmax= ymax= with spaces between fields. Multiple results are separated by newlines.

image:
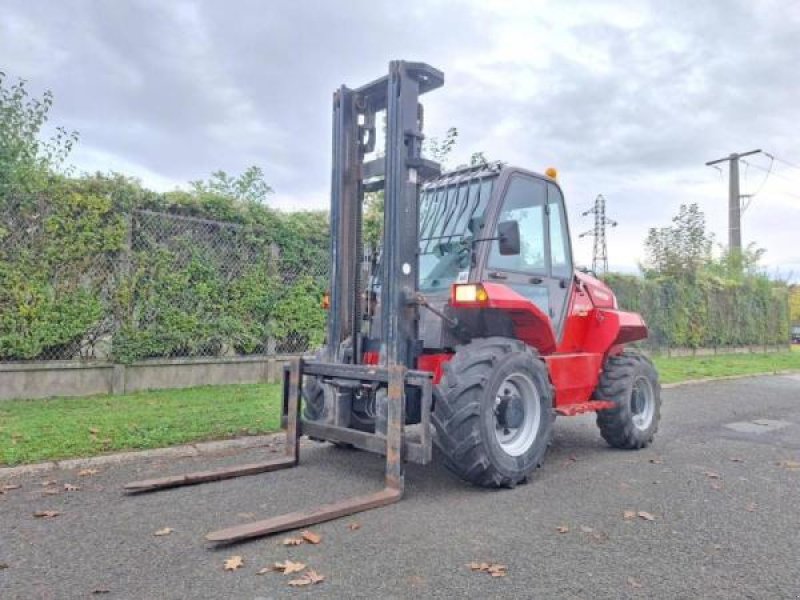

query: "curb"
xmin=0 ymin=432 xmax=284 ymax=480
xmin=661 ymin=369 xmax=799 ymax=389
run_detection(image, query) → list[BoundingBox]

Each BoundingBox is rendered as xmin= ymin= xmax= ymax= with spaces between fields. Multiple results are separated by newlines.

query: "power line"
xmin=738 ymin=159 xmax=800 ymax=200
xmin=742 ymin=161 xmax=800 ymax=200
xmin=741 ymin=159 xmax=800 ymax=185
xmin=579 ymin=194 xmax=617 ymax=275
xmin=766 ymin=152 xmax=800 ymax=172
xmin=740 ymin=154 xmax=774 ymax=213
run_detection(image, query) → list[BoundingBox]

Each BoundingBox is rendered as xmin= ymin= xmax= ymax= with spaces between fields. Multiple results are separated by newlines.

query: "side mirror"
xmin=497 ymin=220 xmax=521 ymax=256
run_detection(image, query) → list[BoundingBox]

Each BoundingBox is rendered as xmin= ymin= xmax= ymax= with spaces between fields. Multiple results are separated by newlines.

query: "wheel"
xmin=302 ymin=376 xmax=373 ymax=445
xmin=302 ymin=376 xmax=325 ymax=422
xmin=432 ymin=337 xmax=554 ymax=488
xmin=595 ymin=351 xmax=661 ymax=449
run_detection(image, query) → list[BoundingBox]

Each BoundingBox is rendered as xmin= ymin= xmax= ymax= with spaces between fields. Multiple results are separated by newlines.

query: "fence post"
xmin=110 ymin=210 xmax=133 ymax=394
xmin=112 ymin=210 xmax=133 ymax=360
xmin=112 ymin=364 xmax=127 ymax=395
xmin=265 ymin=243 xmax=281 ymax=357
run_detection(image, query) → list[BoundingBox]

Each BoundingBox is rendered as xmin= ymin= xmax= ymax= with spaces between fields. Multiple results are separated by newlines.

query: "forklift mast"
xmin=327 ymin=61 xmax=443 ymax=369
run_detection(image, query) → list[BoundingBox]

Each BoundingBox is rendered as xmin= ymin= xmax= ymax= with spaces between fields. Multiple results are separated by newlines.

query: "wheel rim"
xmin=493 ymin=373 xmax=541 ymax=457
xmin=630 ymin=375 xmax=655 ymax=431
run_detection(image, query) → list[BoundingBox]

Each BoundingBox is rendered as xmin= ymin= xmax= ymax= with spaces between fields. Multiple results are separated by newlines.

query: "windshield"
xmin=418 ymin=176 xmax=494 ymax=292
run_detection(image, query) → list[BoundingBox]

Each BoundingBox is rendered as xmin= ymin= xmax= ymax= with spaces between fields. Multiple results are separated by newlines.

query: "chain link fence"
xmin=0 ymin=209 xmax=328 ymax=362
xmin=0 ymin=203 xmax=790 ymax=363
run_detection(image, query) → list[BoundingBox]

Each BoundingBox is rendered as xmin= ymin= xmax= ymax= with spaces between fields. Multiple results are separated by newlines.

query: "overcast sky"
xmin=3 ymin=0 xmax=799 ymax=276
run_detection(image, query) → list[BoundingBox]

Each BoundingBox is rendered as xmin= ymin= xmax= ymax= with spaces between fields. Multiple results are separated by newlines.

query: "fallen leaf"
xmin=301 ymin=530 xmax=321 ymax=544
xmin=154 ymin=527 xmax=173 ymax=536
xmin=256 ymin=567 xmax=272 ymax=575
xmin=273 ymin=560 xmax=306 ymax=575
xmin=223 ymin=556 xmax=244 ymax=571
xmin=729 ymin=457 xmax=745 ymax=463
xmin=590 ymin=531 xmax=610 ymax=543
xmin=305 ymin=569 xmax=325 ymax=584
xmin=648 ymin=458 xmax=662 ymax=464
xmin=637 ymin=511 xmax=656 ymax=521
xmin=78 ymin=468 xmax=99 ymax=477
xmin=468 ymin=562 xmax=507 ymax=577
xmin=779 ymin=460 xmax=800 ymax=470
xmin=623 ymin=510 xmax=636 ymax=520
xmin=64 ymin=483 xmax=80 ymax=492
xmin=283 ymin=537 xmax=304 ymax=546
xmin=348 ymin=522 xmax=361 ymax=531
xmin=556 ymin=525 xmax=570 ymax=534
xmin=627 ymin=576 xmax=643 ymax=588
xmin=704 ymin=471 xmax=721 ymax=479
xmin=745 ymin=502 xmax=758 ymax=512
xmin=33 ymin=510 xmax=60 ymax=518
xmin=1 ymin=484 xmax=20 ymax=492
xmin=89 ymin=427 xmax=100 ymax=435
xmin=710 ymin=482 xmax=723 ymax=490
xmin=487 ymin=564 xmax=507 ymax=577
xmin=40 ymin=480 xmax=57 ymax=487
xmin=579 ymin=525 xmax=594 ymax=533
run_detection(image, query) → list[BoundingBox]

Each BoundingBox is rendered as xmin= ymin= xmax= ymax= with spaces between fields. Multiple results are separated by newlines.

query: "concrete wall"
xmin=0 ymin=344 xmax=791 ymax=401
xmin=654 ymin=344 xmax=790 ymax=357
xmin=0 ymin=355 xmax=295 ymax=401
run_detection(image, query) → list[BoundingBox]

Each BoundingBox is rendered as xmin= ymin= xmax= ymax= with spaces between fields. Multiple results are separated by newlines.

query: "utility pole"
xmin=705 ymin=149 xmax=761 ymax=252
xmin=579 ymin=194 xmax=617 ymax=275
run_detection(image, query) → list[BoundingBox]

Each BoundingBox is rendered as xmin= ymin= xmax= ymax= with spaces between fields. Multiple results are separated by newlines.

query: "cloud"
xmin=2 ymin=0 xmax=799 ymax=275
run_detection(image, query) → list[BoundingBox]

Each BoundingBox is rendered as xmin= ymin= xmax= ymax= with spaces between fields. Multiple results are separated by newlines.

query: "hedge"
xmin=0 ymin=173 xmax=790 ymax=362
xmin=604 ymin=273 xmax=790 ymax=350
xmin=0 ymin=173 xmax=329 ymax=362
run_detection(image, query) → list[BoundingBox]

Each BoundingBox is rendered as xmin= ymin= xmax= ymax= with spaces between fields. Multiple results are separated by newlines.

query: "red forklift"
xmin=125 ymin=60 xmax=661 ymax=545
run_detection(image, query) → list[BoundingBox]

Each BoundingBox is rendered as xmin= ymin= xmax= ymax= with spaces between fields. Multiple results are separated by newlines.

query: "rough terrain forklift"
xmin=125 ymin=60 xmax=661 ymax=545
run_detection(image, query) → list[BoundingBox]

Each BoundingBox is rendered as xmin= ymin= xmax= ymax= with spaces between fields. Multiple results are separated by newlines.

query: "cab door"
xmin=483 ymin=173 xmax=573 ymax=339
xmin=484 ymin=174 xmax=551 ymax=317
xmin=544 ymin=182 xmax=574 ymax=337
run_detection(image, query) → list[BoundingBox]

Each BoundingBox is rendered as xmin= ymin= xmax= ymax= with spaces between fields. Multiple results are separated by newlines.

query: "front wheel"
xmin=595 ymin=351 xmax=661 ymax=449
xmin=432 ymin=337 xmax=554 ymax=488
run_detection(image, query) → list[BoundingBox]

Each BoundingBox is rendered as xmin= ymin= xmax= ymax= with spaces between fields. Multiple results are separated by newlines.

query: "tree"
xmin=423 ymin=126 xmax=458 ymax=167
xmin=189 ymin=166 xmax=273 ymax=204
xmin=790 ymin=285 xmax=800 ymax=325
xmin=643 ymin=203 xmax=712 ymax=278
xmin=469 ymin=151 xmax=489 ymax=166
xmin=0 ymin=72 xmax=78 ymax=195
xmin=706 ymin=242 xmax=766 ymax=283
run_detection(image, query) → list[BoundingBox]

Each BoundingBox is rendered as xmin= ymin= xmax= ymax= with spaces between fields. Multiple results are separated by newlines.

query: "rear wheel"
xmin=595 ymin=351 xmax=661 ymax=449
xmin=432 ymin=337 xmax=554 ymax=488
xmin=303 ymin=376 xmax=372 ymax=445
xmin=302 ymin=376 xmax=326 ymax=422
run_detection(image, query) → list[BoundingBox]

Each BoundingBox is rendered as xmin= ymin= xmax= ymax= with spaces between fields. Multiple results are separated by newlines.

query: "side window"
xmin=488 ymin=176 xmax=547 ymax=273
xmin=547 ymin=185 xmax=572 ymax=278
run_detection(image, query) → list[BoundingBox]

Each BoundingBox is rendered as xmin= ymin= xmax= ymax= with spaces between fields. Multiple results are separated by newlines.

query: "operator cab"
xmin=418 ymin=163 xmax=574 ymax=349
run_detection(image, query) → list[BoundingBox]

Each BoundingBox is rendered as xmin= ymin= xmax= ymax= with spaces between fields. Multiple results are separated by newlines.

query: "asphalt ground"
xmin=1 ymin=375 xmax=799 ymax=599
